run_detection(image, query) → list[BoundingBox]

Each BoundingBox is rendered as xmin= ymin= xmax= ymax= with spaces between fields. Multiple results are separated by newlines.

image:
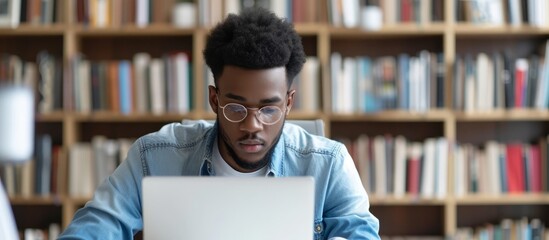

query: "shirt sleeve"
xmin=58 ymin=141 xmax=144 ymax=239
xmin=322 ymin=143 xmax=381 ymax=239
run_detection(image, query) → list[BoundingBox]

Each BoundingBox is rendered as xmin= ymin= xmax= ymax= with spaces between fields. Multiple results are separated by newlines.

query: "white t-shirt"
xmin=212 ymin=139 xmax=267 ymax=177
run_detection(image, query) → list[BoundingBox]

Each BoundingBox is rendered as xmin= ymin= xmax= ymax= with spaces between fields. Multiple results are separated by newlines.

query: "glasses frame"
xmin=216 ymin=96 xmax=285 ymax=125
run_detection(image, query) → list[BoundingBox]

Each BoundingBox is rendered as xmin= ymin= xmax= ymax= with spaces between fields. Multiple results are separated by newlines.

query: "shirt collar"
xmin=200 ymin=120 xmax=286 ymax=177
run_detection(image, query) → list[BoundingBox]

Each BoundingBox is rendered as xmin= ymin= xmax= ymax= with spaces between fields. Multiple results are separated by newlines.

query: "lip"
xmin=238 ymin=140 xmax=264 ymax=153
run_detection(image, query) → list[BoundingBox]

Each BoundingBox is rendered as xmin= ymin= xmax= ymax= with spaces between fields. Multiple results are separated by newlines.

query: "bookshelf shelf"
xmin=329 ymin=26 xmax=445 ymax=38
xmin=0 ymin=24 xmax=66 ymax=35
xmin=456 ymin=194 xmax=549 ymax=205
xmin=70 ymin=113 xmax=196 ymax=122
xmin=370 ymin=196 xmax=447 ymax=205
xmin=454 ymin=24 xmax=549 ymax=35
xmin=36 ymin=112 xmax=66 ymax=122
xmin=74 ymin=25 xmax=197 ymax=36
xmin=2 ymin=0 xmax=549 ymax=238
xmin=10 ymin=196 xmax=63 ymax=206
xmin=329 ymin=110 xmax=450 ymax=122
xmin=454 ymin=110 xmax=549 ymax=121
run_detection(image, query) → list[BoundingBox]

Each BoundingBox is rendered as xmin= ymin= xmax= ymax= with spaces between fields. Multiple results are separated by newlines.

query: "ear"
xmin=285 ymin=89 xmax=296 ymax=115
xmin=208 ymin=85 xmax=218 ymax=114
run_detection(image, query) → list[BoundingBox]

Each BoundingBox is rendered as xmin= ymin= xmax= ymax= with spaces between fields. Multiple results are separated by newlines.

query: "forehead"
xmin=217 ymin=66 xmax=288 ymax=101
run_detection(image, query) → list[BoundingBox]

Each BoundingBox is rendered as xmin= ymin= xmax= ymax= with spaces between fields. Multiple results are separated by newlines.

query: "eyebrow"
xmin=224 ymin=93 xmax=282 ymax=104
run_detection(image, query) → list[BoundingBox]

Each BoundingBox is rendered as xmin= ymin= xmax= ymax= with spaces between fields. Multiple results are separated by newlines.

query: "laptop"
xmin=142 ymin=176 xmax=315 ymax=240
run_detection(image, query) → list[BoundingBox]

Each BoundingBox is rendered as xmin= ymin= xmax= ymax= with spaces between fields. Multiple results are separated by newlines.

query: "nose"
xmin=239 ymin=110 xmax=263 ymax=133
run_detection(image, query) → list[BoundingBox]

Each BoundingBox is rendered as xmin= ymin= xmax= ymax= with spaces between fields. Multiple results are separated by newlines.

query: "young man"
xmin=59 ymin=7 xmax=380 ymax=239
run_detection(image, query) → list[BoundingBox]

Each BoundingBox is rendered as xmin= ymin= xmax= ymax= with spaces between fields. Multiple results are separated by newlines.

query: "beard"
xmin=217 ymin=118 xmax=284 ymax=172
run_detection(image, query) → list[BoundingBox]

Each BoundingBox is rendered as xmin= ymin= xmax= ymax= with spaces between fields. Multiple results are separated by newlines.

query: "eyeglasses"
xmin=217 ymin=98 xmax=285 ymax=125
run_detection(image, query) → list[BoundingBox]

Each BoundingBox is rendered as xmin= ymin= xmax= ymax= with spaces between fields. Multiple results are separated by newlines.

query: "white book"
xmin=69 ymin=143 xmax=94 ymax=197
xmin=224 ymin=0 xmax=240 ymax=16
xmin=393 ymin=136 xmax=407 ymax=198
xmin=136 ymin=0 xmax=149 ymax=27
xmin=330 ymin=53 xmax=342 ymax=112
xmin=173 ymin=52 xmax=190 ymax=113
xmin=96 ymin=0 xmax=108 ymax=27
xmin=383 ymin=0 xmax=396 ymax=26
xmin=409 ymin=57 xmax=420 ymax=112
xmin=419 ymin=0 xmax=431 ymax=25
xmin=198 ymin=0 xmax=209 ymax=26
xmin=150 ymin=58 xmax=166 ymax=115
xmin=78 ymin=60 xmax=92 ymax=113
xmin=10 ymin=0 xmax=20 ymax=28
xmin=421 ymin=138 xmax=436 ymax=198
xmin=527 ymin=0 xmax=536 ymax=26
xmin=508 ymin=0 xmax=523 ymax=27
xmin=340 ymin=57 xmax=356 ymax=113
xmin=373 ymin=135 xmax=386 ymax=197
xmin=133 ymin=52 xmax=151 ymax=114
xmin=300 ymin=57 xmax=320 ymax=113
xmin=342 ymin=0 xmax=359 ymax=28
xmin=485 ymin=141 xmax=502 ymax=195
xmin=486 ymin=0 xmax=504 ymax=25
xmin=435 ymin=138 xmax=448 ymax=199
xmin=454 ymin=145 xmax=466 ymax=197
xmin=464 ymin=61 xmax=476 ymax=113
xmin=475 ymin=53 xmax=492 ymax=111
xmin=0 ymin=0 xmax=20 ymax=28
xmin=270 ymin=0 xmax=288 ymax=20
xmin=419 ymin=51 xmax=431 ymax=112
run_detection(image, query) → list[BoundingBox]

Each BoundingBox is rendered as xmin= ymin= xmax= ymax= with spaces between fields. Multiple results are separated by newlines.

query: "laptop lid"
xmin=142 ymin=176 xmax=315 ymax=240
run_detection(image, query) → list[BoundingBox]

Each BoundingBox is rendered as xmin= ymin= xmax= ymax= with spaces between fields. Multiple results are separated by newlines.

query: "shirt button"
xmin=315 ymin=224 xmax=322 ymax=233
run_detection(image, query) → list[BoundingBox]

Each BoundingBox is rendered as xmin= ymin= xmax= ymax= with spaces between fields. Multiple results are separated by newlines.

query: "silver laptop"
xmin=142 ymin=177 xmax=315 ymax=240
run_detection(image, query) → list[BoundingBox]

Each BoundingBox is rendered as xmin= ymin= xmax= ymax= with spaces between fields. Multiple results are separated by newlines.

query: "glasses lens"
xmin=223 ymin=103 xmax=247 ymax=122
xmin=258 ymin=106 xmax=283 ymax=125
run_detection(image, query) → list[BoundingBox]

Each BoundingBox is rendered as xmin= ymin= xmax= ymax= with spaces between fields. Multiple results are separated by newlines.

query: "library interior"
xmin=1 ymin=0 xmax=549 ymax=239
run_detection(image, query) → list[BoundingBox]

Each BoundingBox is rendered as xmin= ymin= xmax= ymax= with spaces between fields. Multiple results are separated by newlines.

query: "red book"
xmin=407 ymin=157 xmax=420 ymax=195
xmin=530 ymin=145 xmax=542 ymax=192
xmin=401 ymin=0 xmax=412 ymax=22
xmin=407 ymin=144 xmax=422 ymax=196
xmin=506 ymin=144 xmax=525 ymax=193
xmin=514 ymin=59 xmax=528 ymax=108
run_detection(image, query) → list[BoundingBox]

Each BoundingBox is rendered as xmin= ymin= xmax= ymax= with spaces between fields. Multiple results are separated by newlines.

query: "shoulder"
xmin=282 ymin=122 xmax=344 ymax=157
xmin=137 ymin=120 xmax=214 ymax=151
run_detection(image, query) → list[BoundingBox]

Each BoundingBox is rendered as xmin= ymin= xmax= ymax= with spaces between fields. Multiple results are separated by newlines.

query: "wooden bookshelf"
xmin=2 ymin=0 xmax=549 ymax=238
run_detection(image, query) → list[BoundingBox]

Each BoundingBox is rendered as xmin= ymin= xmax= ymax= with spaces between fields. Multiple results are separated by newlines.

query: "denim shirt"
xmin=58 ymin=120 xmax=380 ymax=240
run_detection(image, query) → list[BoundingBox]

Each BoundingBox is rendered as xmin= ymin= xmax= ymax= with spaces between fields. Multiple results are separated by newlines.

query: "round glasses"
xmin=218 ymin=101 xmax=285 ymax=125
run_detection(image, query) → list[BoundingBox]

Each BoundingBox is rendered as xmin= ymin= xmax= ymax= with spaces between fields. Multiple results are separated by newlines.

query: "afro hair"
xmin=203 ymin=7 xmax=306 ymax=87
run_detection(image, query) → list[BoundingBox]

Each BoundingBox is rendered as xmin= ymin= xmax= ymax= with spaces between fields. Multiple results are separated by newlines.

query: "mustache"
xmin=237 ymin=134 xmax=265 ymax=144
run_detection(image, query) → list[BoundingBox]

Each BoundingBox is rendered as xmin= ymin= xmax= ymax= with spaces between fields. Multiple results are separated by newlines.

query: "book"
xmin=373 ymin=135 xmax=386 ymax=197
xmin=34 ymin=134 xmax=52 ymax=196
xmin=406 ymin=142 xmax=422 ymax=196
xmin=68 ymin=143 xmax=93 ymax=197
xmin=421 ymin=138 xmax=436 ymax=198
xmin=435 ymin=138 xmax=448 ymax=199
xmin=506 ymin=143 xmax=525 ymax=193
xmin=393 ymin=136 xmax=407 ymax=198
